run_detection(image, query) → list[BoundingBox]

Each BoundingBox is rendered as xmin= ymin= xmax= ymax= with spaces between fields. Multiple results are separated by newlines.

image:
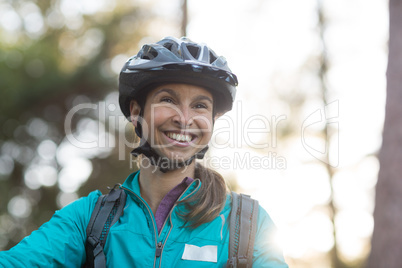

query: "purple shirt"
xmin=154 ymin=177 xmax=194 ymax=233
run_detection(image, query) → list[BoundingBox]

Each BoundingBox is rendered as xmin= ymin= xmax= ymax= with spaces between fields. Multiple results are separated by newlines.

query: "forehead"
xmin=147 ymin=83 xmax=213 ymax=100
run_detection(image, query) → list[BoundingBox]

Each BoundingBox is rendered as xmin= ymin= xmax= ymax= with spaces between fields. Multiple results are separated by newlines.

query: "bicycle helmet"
xmin=119 ymin=37 xmax=238 ymax=172
xmin=119 ymin=36 xmax=238 ymax=119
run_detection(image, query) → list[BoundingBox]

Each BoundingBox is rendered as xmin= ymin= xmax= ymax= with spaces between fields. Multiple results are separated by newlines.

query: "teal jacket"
xmin=0 ymin=171 xmax=288 ymax=267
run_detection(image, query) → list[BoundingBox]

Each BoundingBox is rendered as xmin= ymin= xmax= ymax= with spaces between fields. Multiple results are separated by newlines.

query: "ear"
xmin=130 ymin=100 xmax=141 ymax=127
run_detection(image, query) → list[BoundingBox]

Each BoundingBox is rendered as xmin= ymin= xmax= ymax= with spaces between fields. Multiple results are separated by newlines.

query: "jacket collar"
xmin=122 ymin=170 xmax=201 ymax=202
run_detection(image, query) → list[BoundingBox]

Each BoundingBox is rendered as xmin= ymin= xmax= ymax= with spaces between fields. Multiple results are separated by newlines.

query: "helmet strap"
xmin=134 ymin=106 xmax=145 ymax=138
xmin=131 ymin=142 xmax=209 ymax=173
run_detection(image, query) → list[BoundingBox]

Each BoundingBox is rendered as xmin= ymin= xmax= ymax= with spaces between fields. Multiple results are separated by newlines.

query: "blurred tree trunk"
xmin=368 ymin=0 xmax=402 ymax=266
xmin=181 ymin=0 xmax=188 ymax=37
xmin=317 ymin=2 xmax=344 ymax=267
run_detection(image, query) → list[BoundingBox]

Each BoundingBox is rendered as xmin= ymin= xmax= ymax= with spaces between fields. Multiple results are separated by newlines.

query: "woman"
xmin=0 ymin=37 xmax=288 ymax=267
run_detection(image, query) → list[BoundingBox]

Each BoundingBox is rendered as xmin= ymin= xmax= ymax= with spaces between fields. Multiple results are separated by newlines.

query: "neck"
xmin=138 ymin=158 xmax=195 ymax=214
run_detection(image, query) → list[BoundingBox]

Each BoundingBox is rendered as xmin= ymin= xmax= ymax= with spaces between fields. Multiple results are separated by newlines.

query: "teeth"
xmin=167 ymin=132 xmax=192 ymax=142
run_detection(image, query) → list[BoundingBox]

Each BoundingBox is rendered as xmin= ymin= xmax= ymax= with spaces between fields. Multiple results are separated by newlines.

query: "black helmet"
xmin=119 ymin=36 xmax=238 ymax=119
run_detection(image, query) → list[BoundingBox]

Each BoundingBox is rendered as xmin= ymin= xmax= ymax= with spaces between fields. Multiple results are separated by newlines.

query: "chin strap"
xmin=131 ymin=141 xmax=209 ymax=173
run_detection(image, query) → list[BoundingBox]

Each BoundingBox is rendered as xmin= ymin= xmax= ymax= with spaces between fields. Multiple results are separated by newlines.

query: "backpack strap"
xmin=227 ymin=192 xmax=259 ymax=268
xmin=84 ymin=185 xmax=127 ymax=268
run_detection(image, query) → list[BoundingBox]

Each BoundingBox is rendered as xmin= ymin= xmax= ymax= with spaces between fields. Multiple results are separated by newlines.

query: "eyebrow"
xmin=153 ymin=88 xmax=213 ymax=104
xmin=193 ymin=95 xmax=213 ymax=104
xmin=152 ymin=88 xmax=178 ymax=99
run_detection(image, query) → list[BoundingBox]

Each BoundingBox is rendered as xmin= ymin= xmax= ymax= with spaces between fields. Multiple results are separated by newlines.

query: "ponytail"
xmin=177 ymin=162 xmax=228 ymax=228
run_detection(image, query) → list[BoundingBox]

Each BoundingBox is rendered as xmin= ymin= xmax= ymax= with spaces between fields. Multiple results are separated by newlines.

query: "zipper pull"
xmin=155 ymin=241 xmax=162 ymax=257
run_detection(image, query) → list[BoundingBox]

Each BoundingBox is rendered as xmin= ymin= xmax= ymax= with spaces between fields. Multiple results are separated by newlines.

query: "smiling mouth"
xmin=165 ymin=132 xmax=195 ymax=142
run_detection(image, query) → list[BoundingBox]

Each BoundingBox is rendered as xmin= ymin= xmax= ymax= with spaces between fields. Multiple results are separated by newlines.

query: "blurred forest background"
xmin=0 ymin=0 xmax=147 ymax=250
xmin=0 ymin=0 xmax=399 ymax=267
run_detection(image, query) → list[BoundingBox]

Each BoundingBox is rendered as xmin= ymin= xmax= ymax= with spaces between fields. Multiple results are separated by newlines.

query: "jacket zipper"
xmin=157 ymin=180 xmax=201 ymax=267
xmin=121 ymin=187 xmax=159 ymax=268
xmin=155 ymin=242 xmax=163 ymax=257
xmin=158 ymin=179 xmax=201 ymax=234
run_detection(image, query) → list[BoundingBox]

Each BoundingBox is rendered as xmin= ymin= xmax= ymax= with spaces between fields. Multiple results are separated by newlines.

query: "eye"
xmin=194 ymin=103 xmax=208 ymax=109
xmin=160 ymin=97 xmax=174 ymax=104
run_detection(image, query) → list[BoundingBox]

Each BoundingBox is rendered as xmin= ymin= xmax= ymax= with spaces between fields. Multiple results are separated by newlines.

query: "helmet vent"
xmin=163 ymin=41 xmax=180 ymax=56
xmin=209 ymin=51 xmax=217 ymax=63
xmin=163 ymin=42 xmax=173 ymax=50
xmin=186 ymin=45 xmax=200 ymax=59
xmin=141 ymin=45 xmax=158 ymax=60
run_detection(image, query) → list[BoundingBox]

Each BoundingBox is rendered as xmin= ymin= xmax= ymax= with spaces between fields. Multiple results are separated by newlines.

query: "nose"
xmin=172 ymin=106 xmax=193 ymax=128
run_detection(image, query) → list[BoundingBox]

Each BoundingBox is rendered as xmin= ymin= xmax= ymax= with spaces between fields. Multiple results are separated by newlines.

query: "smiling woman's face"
xmin=131 ymin=83 xmax=214 ymax=162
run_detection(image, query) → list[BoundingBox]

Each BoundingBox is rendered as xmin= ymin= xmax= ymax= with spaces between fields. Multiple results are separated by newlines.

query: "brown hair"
xmin=177 ymin=162 xmax=228 ymax=228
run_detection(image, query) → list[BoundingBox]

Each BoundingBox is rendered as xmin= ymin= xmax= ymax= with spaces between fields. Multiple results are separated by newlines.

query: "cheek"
xmin=195 ymin=115 xmax=214 ymax=135
xmin=145 ymin=107 xmax=174 ymax=127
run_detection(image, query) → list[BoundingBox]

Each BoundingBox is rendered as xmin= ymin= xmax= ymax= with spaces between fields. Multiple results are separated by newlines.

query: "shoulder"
xmin=224 ymin=192 xmax=276 ymax=231
xmin=55 ymin=190 xmax=102 ymax=221
xmin=226 ymin=192 xmax=288 ymax=267
xmin=254 ymin=204 xmax=288 ymax=267
xmin=256 ymin=205 xmax=276 ymax=232
xmin=41 ymin=190 xmax=102 ymax=242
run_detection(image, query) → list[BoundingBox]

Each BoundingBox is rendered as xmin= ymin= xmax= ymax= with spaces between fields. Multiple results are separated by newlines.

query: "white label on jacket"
xmin=181 ymin=244 xmax=218 ymax=263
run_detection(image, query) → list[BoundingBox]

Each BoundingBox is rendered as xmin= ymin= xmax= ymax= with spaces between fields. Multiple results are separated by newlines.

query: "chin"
xmin=162 ymin=153 xmax=192 ymax=162
xmin=158 ymin=149 xmax=195 ymax=162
